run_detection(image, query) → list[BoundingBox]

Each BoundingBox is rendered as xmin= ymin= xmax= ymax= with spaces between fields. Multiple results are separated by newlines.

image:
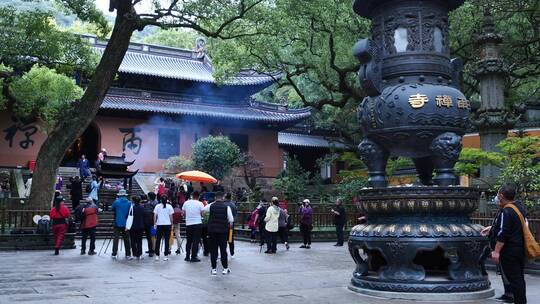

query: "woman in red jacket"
xmin=50 ymin=196 xmax=71 ymax=255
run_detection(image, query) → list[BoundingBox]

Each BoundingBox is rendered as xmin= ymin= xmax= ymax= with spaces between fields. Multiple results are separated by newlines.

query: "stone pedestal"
xmin=348 ymin=187 xmax=492 ymax=298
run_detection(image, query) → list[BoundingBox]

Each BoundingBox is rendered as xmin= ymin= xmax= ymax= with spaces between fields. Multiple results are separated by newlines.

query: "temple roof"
xmin=101 ymin=94 xmax=312 ymax=123
xmin=278 ymin=132 xmax=347 ymax=149
xmin=90 ymin=36 xmax=278 ymax=86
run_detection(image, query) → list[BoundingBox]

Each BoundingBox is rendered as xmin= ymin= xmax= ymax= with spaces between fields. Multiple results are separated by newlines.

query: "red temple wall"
xmin=0 ymin=111 xmax=283 ymax=176
xmin=97 ymin=117 xmax=284 ymax=176
xmin=1 ymin=110 xmax=538 ymax=177
xmin=0 ymin=111 xmax=47 ymax=168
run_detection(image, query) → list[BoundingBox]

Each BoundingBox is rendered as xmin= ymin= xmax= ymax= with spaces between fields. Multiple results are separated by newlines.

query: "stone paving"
xmin=0 ymin=241 xmax=538 ymax=304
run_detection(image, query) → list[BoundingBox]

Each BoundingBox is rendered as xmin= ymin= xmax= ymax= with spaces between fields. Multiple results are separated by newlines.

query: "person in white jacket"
xmin=264 ymin=197 xmax=280 ymax=254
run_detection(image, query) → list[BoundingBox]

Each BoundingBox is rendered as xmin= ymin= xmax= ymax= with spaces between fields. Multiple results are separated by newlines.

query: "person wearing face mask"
xmin=481 ymin=183 xmax=527 ymax=304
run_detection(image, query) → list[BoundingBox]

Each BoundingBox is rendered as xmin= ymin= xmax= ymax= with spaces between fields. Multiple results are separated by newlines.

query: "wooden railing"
xmin=0 ymin=209 xmax=48 ymax=234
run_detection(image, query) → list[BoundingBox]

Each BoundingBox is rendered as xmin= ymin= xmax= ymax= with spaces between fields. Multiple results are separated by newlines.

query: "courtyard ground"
xmin=0 ymin=241 xmax=538 ymax=304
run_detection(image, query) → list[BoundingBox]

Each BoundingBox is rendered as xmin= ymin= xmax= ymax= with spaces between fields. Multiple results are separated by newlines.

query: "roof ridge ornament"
xmin=194 ymin=37 xmax=207 ymax=59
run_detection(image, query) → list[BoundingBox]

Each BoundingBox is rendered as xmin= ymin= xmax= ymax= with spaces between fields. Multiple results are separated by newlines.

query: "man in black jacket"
xmin=331 ymin=198 xmax=347 ymax=246
xmin=489 ymin=183 xmax=527 ymax=304
xmin=204 ymin=192 xmax=234 ymax=276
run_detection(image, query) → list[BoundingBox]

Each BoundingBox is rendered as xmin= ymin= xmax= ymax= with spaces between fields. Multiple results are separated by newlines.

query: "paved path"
xmin=0 ymin=241 xmax=538 ymax=304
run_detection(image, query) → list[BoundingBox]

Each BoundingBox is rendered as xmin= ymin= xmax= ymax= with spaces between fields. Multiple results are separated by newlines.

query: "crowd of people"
xmin=48 ymin=177 xmax=348 ymax=275
xmin=45 ymin=177 xmax=533 ymax=301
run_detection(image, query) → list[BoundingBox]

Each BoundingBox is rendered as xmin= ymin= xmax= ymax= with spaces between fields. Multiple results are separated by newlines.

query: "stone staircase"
xmin=57 ymin=167 xmax=145 ymax=238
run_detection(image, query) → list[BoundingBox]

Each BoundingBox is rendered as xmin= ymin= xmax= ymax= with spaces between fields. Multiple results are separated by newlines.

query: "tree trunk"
xmin=28 ymin=13 xmax=136 ymax=209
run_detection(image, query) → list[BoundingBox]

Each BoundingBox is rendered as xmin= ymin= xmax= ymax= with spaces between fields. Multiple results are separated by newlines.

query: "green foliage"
xmin=239 ymin=153 xmax=264 ymax=194
xmin=495 ymin=136 xmax=540 ymax=207
xmin=386 ymin=157 xmax=414 ymax=177
xmin=9 ymin=65 xmax=84 ymax=131
xmin=457 ymin=136 xmax=540 ymax=207
xmin=206 ymin=0 xmax=540 ymax=146
xmin=0 ymin=7 xmax=97 ymax=74
xmin=143 ymin=28 xmax=199 ymax=50
xmin=274 ymin=156 xmax=310 ymax=204
xmin=334 ymin=152 xmax=368 ymax=202
xmin=54 ymin=0 xmax=110 ymax=36
xmin=336 ymin=174 xmax=368 ymax=204
xmin=455 ymin=148 xmax=505 ymax=176
xmin=163 ymin=155 xmax=194 ymax=173
xmin=337 ymin=152 xmax=367 ymax=177
xmin=0 ymin=7 xmax=94 ymax=131
xmin=209 ymin=0 xmax=368 ymax=144
xmin=449 ymin=0 xmax=540 ymax=103
xmin=192 ymin=136 xmax=242 ymax=180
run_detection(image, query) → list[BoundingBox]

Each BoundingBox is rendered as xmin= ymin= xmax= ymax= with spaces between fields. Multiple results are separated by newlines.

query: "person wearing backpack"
xmin=49 ymin=196 xmax=70 ymax=255
xmin=487 ymin=183 xmax=528 ymax=304
xmin=80 ymin=198 xmax=98 ymax=255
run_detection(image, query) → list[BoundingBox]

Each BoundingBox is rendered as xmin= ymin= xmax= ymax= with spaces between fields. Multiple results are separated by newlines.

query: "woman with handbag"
xmin=49 ymin=196 xmax=71 ymax=255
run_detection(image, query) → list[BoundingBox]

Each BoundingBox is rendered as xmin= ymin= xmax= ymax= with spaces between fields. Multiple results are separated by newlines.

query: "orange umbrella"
xmin=176 ymin=170 xmax=218 ymax=184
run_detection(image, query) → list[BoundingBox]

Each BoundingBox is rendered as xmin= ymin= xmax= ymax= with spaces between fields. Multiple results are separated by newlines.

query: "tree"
xmin=192 ymin=136 xmax=242 ymax=181
xmin=210 ymin=0 xmax=368 ymax=146
xmin=455 ymin=148 xmax=505 ymax=186
xmin=208 ymin=0 xmax=540 ymax=148
xmin=143 ymin=28 xmax=198 ymax=50
xmin=274 ymin=156 xmax=310 ymax=204
xmin=456 ymin=136 xmax=540 ymax=207
xmin=495 ymin=136 xmax=540 ymax=207
xmin=236 ymin=153 xmax=264 ymax=201
xmin=6 ymin=0 xmax=267 ymax=208
xmin=238 ymin=153 xmax=264 ymax=194
xmin=0 ymin=7 xmax=94 ymax=207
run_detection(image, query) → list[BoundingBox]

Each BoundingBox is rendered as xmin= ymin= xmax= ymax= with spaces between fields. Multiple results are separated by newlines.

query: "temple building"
xmin=0 ymin=37 xmax=311 ymax=182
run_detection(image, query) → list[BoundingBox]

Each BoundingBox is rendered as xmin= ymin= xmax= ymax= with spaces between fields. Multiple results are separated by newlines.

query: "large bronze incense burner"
xmin=348 ymin=0 xmax=493 ymax=297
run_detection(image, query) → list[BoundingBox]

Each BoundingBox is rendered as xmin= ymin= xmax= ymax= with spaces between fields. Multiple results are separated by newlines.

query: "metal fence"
xmin=235 ymin=210 xmax=363 ymax=230
xmin=471 ymin=211 xmax=540 ymax=241
xmin=2 ymin=207 xmax=540 ymax=244
xmin=0 ymin=209 xmax=48 ymax=234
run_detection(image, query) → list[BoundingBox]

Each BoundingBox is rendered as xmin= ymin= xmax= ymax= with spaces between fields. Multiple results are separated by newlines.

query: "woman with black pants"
xmin=153 ymin=195 xmax=174 ymax=261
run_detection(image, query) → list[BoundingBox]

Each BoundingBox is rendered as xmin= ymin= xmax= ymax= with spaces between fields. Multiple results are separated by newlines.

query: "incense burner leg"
xmin=357 ymin=138 xmax=389 ymax=187
xmin=430 ymin=132 xmax=462 ymax=186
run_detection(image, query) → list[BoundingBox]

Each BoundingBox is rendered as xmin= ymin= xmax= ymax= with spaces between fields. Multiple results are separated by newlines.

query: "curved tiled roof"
xmin=93 ymin=45 xmax=277 ymax=85
xmin=101 ymin=94 xmax=311 ymax=123
xmin=278 ymin=132 xmax=347 ymax=149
